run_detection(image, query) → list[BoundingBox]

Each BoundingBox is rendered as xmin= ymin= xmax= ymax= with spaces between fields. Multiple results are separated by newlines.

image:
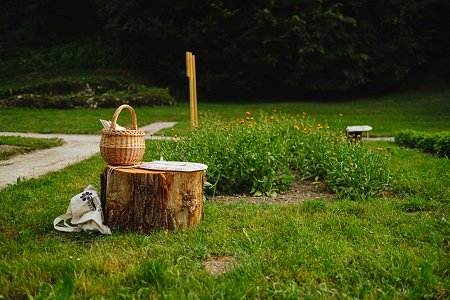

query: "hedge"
xmin=396 ymin=130 xmax=450 ymax=157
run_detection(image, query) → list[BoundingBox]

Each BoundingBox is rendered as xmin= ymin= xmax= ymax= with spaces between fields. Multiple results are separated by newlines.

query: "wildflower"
xmin=294 ymin=125 xmax=300 ymax=130
xmin=246 ymin=111 xmax=251 ymax=115
xmin=317 ymin=124 xmax=323 ymax=130
xmin=302 ymin=112 xmax=307 ymax=115
xmin=270 ymin=116 xmax=274 ymax=120
xmin=376 ymin=147 xmax=385 ymax=151
xmin=331 ymin=142 xmax=334 ymax=145
xmin=339 ymin=113 xmax=343 ymax=117
xmin=171 ymin=128 xmax=174 ymax=131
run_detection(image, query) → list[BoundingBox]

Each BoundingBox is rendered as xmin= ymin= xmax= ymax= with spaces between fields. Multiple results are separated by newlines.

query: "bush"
xmin=396 ymin=130 xmax=450 ymax=156
xmin=157 ymin=111 xmax=391 ymax=199
xmin=0 ymin=79 xmax=175 ymax=109
xmin=434 ymin=133 xmax=450 ymax=156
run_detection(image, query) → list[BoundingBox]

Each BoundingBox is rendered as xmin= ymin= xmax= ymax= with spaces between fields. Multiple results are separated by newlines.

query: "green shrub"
xmin=396 ymin=130 xmax=450 ymax=157
xmin=417 ymin=133 xmax=437 ymax=153
xmin=0 ymin=79 xmax=175 ymax=109
xmin=157 ymin=112 xmax=390 ymax=199
xmin=434 ymin=133 xmax=450 ymax=156
xmin=396 ymin=130 xmax=423 ymax=148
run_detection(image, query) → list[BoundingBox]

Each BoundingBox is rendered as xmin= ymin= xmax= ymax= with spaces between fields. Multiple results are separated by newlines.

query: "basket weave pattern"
xmin=100 ymin=105 xmax=145 ymax=165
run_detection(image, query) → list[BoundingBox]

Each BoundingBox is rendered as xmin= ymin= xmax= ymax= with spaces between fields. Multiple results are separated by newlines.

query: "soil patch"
xmin=209 ymin=181 xmax=335 ymax=204
xmin=204 ymin=255 xmax=236 ymax=276
xmin=0 ymin=145 xmax=22 ymax=152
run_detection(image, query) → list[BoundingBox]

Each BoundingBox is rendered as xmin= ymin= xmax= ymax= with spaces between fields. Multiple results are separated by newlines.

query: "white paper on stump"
xmin=138 ymin=161 xmax=208 ymax=172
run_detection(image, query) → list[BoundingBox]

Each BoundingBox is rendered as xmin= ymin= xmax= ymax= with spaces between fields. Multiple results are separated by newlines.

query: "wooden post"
xmin=186 ymin=51 xmax=198 ymax=127
xmin=192 ymin=54 xmax=198 ymax=127
xmin=101 ymin=166 xmax=205 ymax=233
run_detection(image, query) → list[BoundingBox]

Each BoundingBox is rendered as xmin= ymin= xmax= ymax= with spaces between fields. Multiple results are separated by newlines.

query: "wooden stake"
xmin=192 ymin=54 xmax=198 ymax=127
xmin=186 ymin=51 xmax=198 ymax=127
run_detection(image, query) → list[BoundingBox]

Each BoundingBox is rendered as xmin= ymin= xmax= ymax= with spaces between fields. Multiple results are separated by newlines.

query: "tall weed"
xmin=157 ymin=111 xmax=390 ymax=199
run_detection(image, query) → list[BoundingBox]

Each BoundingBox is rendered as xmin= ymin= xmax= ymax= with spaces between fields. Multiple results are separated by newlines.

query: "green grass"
xmin=0 ymin=136 xmax=63 ymax=160
xmin=0 ymin=81 xmax=449 ymax=298
xmin=0 ymin=141 xmax=449 ymax=298
xmin=0 ymin=85 xmax=449 ymax=135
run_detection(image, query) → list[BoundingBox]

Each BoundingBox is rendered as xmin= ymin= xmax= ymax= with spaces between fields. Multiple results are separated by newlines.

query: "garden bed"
xmin=0 ymin=77 xmax=175 ymax=108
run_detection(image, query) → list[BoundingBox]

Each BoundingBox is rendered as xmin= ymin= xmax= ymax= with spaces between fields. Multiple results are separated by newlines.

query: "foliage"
xmin=157 ymin=111 xmax=390 ymax=199
xmin=396 ymin=130 xmax=450 ymax=156
xmin=0 ymin=136 xmax=63 ymax=160
xmin=0 ymin=78 xmax=175 ymax=109
xmin=1 ymin=0 xmax=449 ymax=97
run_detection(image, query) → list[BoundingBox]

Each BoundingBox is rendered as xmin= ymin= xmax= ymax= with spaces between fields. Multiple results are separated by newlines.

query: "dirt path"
xmin=0 ymin=122 xmax=176 ymax=189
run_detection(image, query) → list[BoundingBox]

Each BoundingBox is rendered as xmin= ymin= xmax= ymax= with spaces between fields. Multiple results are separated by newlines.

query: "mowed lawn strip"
xmin=0 ymin=85 xmax=449 ymax=136
xmin=0 ymin=136 xmax=64 ymax=160
xmin=0 ymin=140 xmax=448 ymax=298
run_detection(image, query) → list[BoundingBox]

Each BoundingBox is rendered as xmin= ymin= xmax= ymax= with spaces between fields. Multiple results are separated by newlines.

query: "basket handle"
xmin=110 ymin=104 xmax=138 ymax=130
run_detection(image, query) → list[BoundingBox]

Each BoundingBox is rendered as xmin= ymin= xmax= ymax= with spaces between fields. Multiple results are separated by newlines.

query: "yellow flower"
xmin=270 ymin=116 xmax=274 ymax=120
xmin=294 ymin=125 xmax=300 ymax=130
xmin=246 ymin=111 xmax=251 ymax=115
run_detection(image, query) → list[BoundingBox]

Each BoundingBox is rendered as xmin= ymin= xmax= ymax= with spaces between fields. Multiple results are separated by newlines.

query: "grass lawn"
xmin=0 ymin=83 xmax=449 ymax=298
xmin=0 ymin=136 xmax=63 ymax=160
xmin=0 ymin=85 xmax=449 ymax=136
xmin=0 ymin=140 xmax=449 ymax=298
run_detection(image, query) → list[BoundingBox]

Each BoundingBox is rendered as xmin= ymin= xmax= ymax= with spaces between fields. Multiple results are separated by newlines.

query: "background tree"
xmin=0 ymin=0 xmax=448 ymax=99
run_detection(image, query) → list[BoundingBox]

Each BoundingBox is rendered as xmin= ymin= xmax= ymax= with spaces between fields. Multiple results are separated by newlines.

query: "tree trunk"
xmin=100 ymin=166 xmax=205 ymax=233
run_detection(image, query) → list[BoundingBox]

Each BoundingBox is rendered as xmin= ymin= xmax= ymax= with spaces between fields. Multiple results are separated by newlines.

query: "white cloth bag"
xmin=53 ymin=185 xmax=111 ymax=234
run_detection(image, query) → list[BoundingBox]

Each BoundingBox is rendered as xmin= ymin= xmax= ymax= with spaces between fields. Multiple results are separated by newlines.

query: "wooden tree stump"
xmin=100 ymin=165 xmax=205 ymax=233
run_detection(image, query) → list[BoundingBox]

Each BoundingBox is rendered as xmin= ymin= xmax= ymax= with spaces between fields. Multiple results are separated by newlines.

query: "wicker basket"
xmin=100 ymin=104 xmax=145 ymax=165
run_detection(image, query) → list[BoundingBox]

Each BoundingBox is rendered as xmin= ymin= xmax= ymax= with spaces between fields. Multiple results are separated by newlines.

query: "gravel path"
xmin=0 ymin=122 xmax=177 ymax=189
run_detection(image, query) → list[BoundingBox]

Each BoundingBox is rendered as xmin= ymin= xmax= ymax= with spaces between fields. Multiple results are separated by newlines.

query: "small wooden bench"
xmin=346 ymin=125 xmax=372 ymax=140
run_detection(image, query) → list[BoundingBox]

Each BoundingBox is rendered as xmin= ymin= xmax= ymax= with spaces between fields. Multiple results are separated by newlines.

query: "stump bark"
xmin=100 ymin=166 xmax=205 ymax=233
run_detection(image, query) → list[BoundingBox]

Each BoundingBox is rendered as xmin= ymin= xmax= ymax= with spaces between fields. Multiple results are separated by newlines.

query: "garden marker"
xmin=186 ymin=51 xmax=198 ymax=127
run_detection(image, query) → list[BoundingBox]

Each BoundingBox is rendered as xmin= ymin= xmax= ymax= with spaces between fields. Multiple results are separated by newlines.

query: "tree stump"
xmin=100 ymin=165 xmax=205 ymax=233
